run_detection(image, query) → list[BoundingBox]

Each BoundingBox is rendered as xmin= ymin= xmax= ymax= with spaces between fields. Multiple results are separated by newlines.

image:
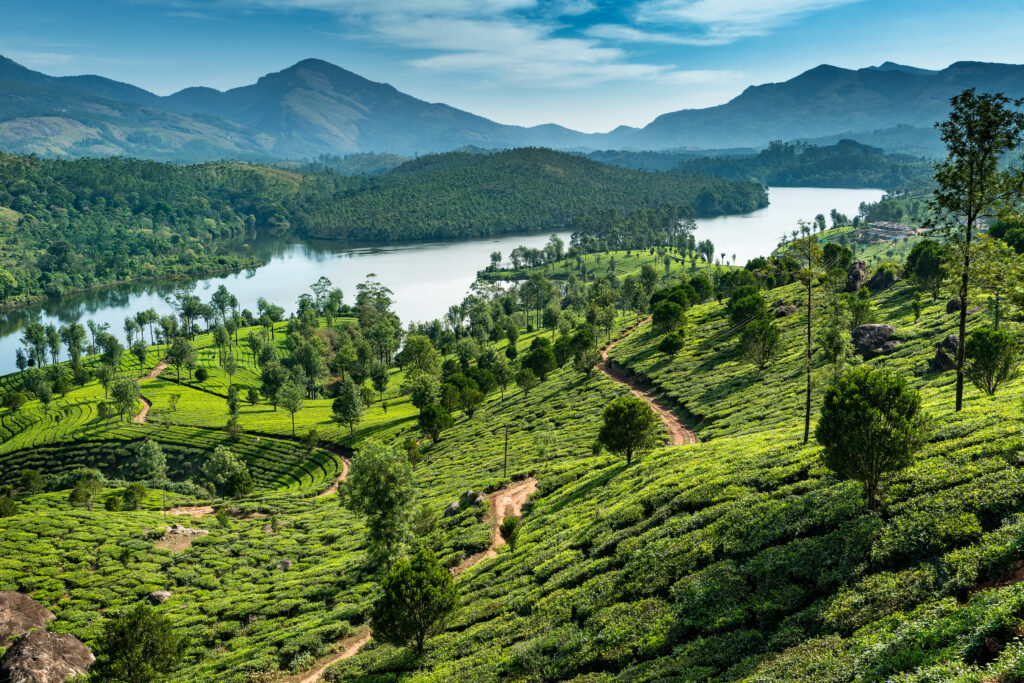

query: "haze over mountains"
xmin=1 ymin=55 xmax=1022 ymax=162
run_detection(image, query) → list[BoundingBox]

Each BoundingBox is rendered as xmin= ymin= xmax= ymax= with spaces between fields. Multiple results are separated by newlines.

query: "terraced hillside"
xmin=2 ymin=239 xmax=1024 ymax=682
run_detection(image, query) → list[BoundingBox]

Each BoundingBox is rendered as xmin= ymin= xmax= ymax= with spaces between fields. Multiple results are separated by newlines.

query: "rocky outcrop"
xmin=444 ymin=491 xmax=483 ymax=518
xmin=774 ymin=305 xmax=798 ymax=318
xmin=846 ymin=261 xmax=870 ymax=292
xmin=147 ymin=591 xmax=171 ymax=606
xmin=0 ymin=630 xmax=94 ymax=682
xmin=852 ymin=324 xmax=899 ymax=358
xmin=947 ymin=298 xmax=962 ymax=314
xmin=0 ymin=592 xmax=54 ymax=641
xmin=929 ymin=348 xmax=956 ymax=373
xmin=941 ymin=334 xmax=960 ymax=353
xmin=162 ymin=523 xmax=208 ymax=538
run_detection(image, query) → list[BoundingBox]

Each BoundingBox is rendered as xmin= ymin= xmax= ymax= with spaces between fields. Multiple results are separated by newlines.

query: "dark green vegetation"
xmin=0 ymin=147 xmax=764 ymax=306
xmin=676 ymin=139 xmax=932 ymax=188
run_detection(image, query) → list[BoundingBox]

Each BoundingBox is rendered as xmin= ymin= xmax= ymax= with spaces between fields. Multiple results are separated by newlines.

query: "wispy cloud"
xmin=630 ymin=0 xmax=865 ymax=45
xmin=5 ymin=51 xmax=77 ymax=66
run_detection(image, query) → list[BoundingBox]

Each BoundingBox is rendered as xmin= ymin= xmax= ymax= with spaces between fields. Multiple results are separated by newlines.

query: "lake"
xmin=0 ymin=186 xmax=882 ymax=374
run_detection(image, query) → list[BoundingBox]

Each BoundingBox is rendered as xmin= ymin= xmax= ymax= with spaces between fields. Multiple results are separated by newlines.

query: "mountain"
xmin=0 ymin=56 xmax=1023 ymax=160
xmin=610 ymin=61 xmax=1024 ymax=151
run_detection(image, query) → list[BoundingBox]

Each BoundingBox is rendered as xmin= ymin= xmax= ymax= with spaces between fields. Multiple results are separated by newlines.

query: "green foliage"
xmin=89 ymin=602 xmax=187 ymax=682
xmin=202 ymin=445 xmax=253 ymax=498
xmin=739 ymin=315 xmax=780 ymax=371
xmin=965 ymin=326 xmax=1019 ymax=395
xmin=342 ymin=439 xmax=414 ymax=567
xmin=0 ymin=495 xmax=16 ymax=517
xmin=598 ymin=395 xmax=660 ymax=464
xmin=371 ymin=546 xmax=456 ymax=656
xmin=419 ymin=404 xmax=454 ymax=443
xmin=816 ymin=366 xmax=929 ymax=508
xmin=332 ymin=378 xmax=365 ymax=435
xmin=905 ymin=239 xmax=947 ymax=299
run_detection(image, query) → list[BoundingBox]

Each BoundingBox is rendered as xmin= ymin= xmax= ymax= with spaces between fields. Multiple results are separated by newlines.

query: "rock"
xmin=277 ymin=560 xmax=294 ymax=571
xmin=868 ymin=268 xmax=900 ymax=291
xmin=162 ymin=524 xmax=208 ymax=537
xmin=846 ymin=260 xmax=870 ymax=292
xmin=445 ymin=491 xmax=483 ymax=518
xmin=147 ymin=591 xmax=171 ymax=605
xmin=774 ymin=305 xmax=798 ymax=318
xmin=0 ymin=630 xmax=94 ymax=682
xmin=929 ymin=348 xmax=956 ymax=373
xmin=443 ymin=501 xmax=461 ymax=518
xmin=0 ymin=592 xmax=55 ymax=640
xmin=946 ymin=298 xmax=962 ymax=314
xmin=851 ymin=324 xmax=898 ymax=358
xmin=770 ymin=298 xmax=793 ymax=309
xmin=941 ymin=334 xmax=960 ymax=353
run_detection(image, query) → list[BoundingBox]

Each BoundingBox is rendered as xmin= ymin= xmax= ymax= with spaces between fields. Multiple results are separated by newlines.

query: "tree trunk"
xmin=804 ymin=279 xmax=812 ymax=444
xmin=955 ymin=220 xmax=972 ymax=412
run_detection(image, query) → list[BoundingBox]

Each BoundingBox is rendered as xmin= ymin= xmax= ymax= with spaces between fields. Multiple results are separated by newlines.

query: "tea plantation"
xmin=2 ymin=240 xmax=1024 ymax=683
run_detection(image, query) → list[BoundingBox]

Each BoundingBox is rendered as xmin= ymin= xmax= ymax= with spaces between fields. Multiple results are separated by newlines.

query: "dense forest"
xmin=288 ymin=148 xmax=768 ymax=241
xmin=0 ymin=148 xmax=766 ymax=308
xmin=676 ymin=139 xmax=933 ymax=188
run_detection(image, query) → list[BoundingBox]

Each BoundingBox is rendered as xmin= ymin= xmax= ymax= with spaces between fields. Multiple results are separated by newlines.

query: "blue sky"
xmin=4 ymin=0 xmax=1024 ymax=132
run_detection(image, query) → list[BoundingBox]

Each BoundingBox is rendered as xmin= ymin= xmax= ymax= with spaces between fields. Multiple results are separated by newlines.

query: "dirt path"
xmin=165 ymin=505 xmax=215 ymax=517
xmin=286 ymin=627 xmax=372 ymax=683
xmin=142 ymin=360 xmax=168 ymax=381
xmin=316 ymin=458 xmax=351 ymax=497
xmin=598 ymin=319 xmax=697 ymax=447
xmin=451 ymin=477 xmax=538 ymax=576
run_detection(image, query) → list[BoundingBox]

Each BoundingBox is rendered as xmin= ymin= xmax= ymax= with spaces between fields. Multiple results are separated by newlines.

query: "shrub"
xmin=89 ymin=603 xmax=188 ymax=682
xmin=816 ymin=366 xmax=929 ymax=508
xmin=195 ymin=367 xmax=209 ymax=383
xmin=598 ymin=396 xmax=660 ymax=465
xmin=371 ymin=546 xmax=456 ymax=654
xmin=658 ymin=332 xmax=684 ymax=356
xmin=965 ymin=326 xmax=1019 ymax=395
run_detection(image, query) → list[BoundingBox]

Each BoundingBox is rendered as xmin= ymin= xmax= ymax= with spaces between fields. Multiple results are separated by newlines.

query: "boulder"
xmin=946 ymin=298 xmax=962 ymax=314
xmin=929 ymin=348 xmax=956 ymax=373
xmin=147 ymin=591 xmax=171 ymax=606
xmin=445 ymin=491 xmax=483 ymax=518
xmin=443 ymin=501 xmax=461 ymax=518
xmin=846 ymin=260 xmax=870 ymax=292
xmin=163 ymin=524 xmax=208 ymax=537
xmin=774 ymin=305 xmax=798 ymax=318
xmin=277 ymin=560 xmax=294 ymax=571
xmin=0 ymin=592 xmax=54 ymax=640
xmin=851 ymin=324 xmax=898 ymax=358
xmin=868 ymin=268 xmax=900 ymax=291
xmin=941 ymin=334 xmax=960 ymax=353
xmin=0 ymin=630 xmax=94 ymax=682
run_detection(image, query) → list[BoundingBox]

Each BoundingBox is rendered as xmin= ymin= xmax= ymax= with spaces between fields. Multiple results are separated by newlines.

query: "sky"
xmin=3 ymin=0 xmax=1024 ymax=133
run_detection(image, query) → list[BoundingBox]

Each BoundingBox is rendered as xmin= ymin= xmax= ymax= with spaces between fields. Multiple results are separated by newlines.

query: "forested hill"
xmin=288 ymin=148 xmax=768 ymax=241
xmin=0 ymin=148 xmax=765 ymax=306
xmin=675 ymin=139 xmax=933 ymax=188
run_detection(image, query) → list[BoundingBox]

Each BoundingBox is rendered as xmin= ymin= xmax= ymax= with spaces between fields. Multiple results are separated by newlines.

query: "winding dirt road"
xmin=451 ymin=477 xmax=538 ymax=576
xmin=598 ymin=319 xmax=697 ymax=446
xmin=134 ymin=360 xmax=168 ymax=424
xmin=316 ymin=458 xmax=351 ymax=497
xmin=287 ymin=627 xmax=372 ymax=683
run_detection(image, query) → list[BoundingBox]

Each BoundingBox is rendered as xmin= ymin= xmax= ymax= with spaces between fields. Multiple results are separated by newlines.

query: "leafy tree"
xmin=89 ymin=603 xmax=187 ymax=683
xmin=370 ymin=362 xmax=389 ymax=401
xmin=931 ymin=89 xmax=1024 ymax=412
xmin=3 ymin=391 xmax=25 ymax=413
xmin=515 ymin=368 xmax=538 ymax=397
xmin=522 ymin=341 xmax=557 ymax=381
xmin=597 ymin=395 xmax=660 ymax=465
xmin=726 ymin=286 xmax=767 ymax=328
xmin=817 ymin=303 xmax=854 ymax=382
xmin=342 ymin=439 xmax=414 ymax=567
xmin=405 ymin=372 xmax=441 ymax=412
xmin=461 ymin=386 xmax=484 ymax=418
xmin=276 ymin=380 xmax=305 ymax=437
xmin=499 ymin=516 xmax=520 ymax=550
xmin=0 ymin=495 xmax=17 ymax=517
xmin=965 ymin=326 xmax=1019 ymax=395
xmin=17 ymin=469 xmax=45 ymax=495
xmin=138 ymin=440 xmax=168 ymax=510
xmin=202 ymin=445 xmax=253 ymax=498
xmin=332 ymin=378 xmax=365 ymax=435
xmin=816 ymin=366 xmax=929 ymax=509
xmin=739 ymin=316 xmax=780 ymax=372
xmin=131 ymin=338 xmax=148 ymax=370
xmin=658 ymin=332 xmax=684 ymax=357
xmin=419 ymin=404 xmax=454 ymax=443
xmin=111 ymin=377 xmax=140 ymax=422
xmin=122 ymin=482 xmax=145 ymax=511
xmin=904 ymin=239 xmax=947 ymax=299
xmin=371 ymin=545 xmax=456 ymax=655
xmin=652 ymin=300 xmax=686 ymax=334
xmin=847 ymin=287 xmax=878 ymax=328
xmin=70 ymin=477 xmax=103 ymax=511
xmin=573 ymin=346 xmax=603 ymax=375
xmin=167 ymin=338 xmax=196 ymax=384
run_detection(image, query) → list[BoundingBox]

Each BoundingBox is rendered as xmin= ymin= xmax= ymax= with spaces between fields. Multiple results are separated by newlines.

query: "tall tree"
xmin=342 ymin=438 xmax=414 ymax=567
xmin=598 ymin=395 xmax=660 ymax=465
xmin=931 ymin=89 xmax=1024 ymax=412
xmin=371 ymin=545 xmax=456 ymax=656
xmin=791 ymin=221 xmax=823 ymax=443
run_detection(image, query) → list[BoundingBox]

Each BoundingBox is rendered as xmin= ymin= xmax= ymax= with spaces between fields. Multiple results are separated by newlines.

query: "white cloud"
xmin=5 ymin=51 xmax=77 ymax=66
xmin=631 ymin=0 xmax=864 ymax=44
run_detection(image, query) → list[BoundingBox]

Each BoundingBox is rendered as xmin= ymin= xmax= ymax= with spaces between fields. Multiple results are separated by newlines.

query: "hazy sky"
xmin=4 ymin=0 xmax=1024 ymax=132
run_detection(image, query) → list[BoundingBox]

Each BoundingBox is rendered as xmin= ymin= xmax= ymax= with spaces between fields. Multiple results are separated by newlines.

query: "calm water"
xmin=0 ymin=186 xmax=882 ymax=374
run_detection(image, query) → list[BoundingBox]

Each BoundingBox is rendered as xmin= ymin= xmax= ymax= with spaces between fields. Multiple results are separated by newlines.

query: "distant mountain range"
xmin=1 ymin=56 xmax=1023 ymax=161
